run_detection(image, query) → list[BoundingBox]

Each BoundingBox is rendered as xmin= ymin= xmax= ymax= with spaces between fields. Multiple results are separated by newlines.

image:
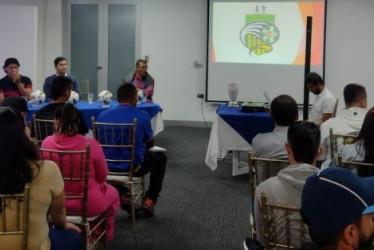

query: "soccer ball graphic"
xmin=68 ymin=91 xmax=80 ymax=104
xmin=98 ymin=90 xmax=113 ymax=105
xmin=30 ymin=90 xmax=46 ymax=105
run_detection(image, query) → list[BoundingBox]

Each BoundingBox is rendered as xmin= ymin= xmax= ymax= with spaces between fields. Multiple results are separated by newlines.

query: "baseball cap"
xmin=3 ymin=57 xmax=20 ymax=68
xmin=301 ymin=167 xmax=374 ymax=235
xmin=1 ymin=97 xmax=28 ymax=112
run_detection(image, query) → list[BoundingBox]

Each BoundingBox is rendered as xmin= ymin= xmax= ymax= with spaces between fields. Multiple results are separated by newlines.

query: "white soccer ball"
xmin=98 ymin=90 xmax=113 ymax=105
xmin=30 ymin=90 xmax=46 ymax=105
xmin=68 ymin=91 xmax=80 ymax=104
xmin=137 ymin=89 xmax=143 ymax=99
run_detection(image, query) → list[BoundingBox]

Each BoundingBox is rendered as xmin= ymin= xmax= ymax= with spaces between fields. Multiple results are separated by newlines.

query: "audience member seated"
xmin=0 ymin=106 xmax=82 ymax=250
xmin=41 ymin=103 xmax=120 ymax=240
xmin=319 ymin=83 xmax=367 ymax=169
xmin=33 ymin=75 xmax=88 ymax=136
xmin=305 ymin=72 xmax=336 ymax=126
xmin=43 ymin=57 xmax=80 ymax=102
xmin=341 ymin=107 xmax=374 ymax=176
xmin=123 ymin=59 xmax=154 ymax=101
xmin=1 ymin=96 xmax=31 ymax=139
xmin=0 ymin=58 xmax=32 ymax=102
xmin=254 ymin=121 xmax=321 ymax=247
xmin=97 ymin=83 xmax=166 ymax=217
xmin=251 ymin=94 xmax=298 ymax=181
xmin=301 ymin=167 xmax=374 ymax=250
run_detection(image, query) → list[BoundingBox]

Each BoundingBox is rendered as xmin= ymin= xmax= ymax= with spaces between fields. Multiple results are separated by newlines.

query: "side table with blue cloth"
xmin=205 ymin=104 xmax=275 ymax=176
xmin=26 ymin=101 xmax=164 ymax=136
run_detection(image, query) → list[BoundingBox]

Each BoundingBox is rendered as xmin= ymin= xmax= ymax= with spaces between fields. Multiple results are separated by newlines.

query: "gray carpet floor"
xmin=106 ymin=126 xmax=250 ymax=250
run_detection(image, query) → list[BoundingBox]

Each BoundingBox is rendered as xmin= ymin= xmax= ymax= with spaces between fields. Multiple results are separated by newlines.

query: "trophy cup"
xmin=227 ymin=82 xmax=240 ymax=107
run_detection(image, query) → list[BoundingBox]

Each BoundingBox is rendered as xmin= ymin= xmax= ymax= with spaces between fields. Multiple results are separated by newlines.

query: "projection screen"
xmin=206 ymin=0 xmax=327 ymax=104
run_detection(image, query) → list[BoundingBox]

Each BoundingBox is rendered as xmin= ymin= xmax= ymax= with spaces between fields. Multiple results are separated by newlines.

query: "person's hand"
xmin=65 ymin=222 xmax=82 ymax=233
xmin=11 ymin=74 xmax=21 ymax=85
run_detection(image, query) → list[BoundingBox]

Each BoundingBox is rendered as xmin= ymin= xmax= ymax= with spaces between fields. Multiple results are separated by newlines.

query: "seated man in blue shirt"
xmin=97 ymin=83 xmax=166 ymax=217
xmin=43 ymin=57 xmax=80 ymax=102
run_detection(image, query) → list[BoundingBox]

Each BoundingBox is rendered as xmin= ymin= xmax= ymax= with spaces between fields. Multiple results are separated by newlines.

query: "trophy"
xmin=227 ymin=82 xmax=240 ymax=107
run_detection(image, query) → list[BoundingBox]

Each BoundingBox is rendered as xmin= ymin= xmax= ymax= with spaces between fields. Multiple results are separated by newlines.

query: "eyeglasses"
xmin=137 ymin=66 xmax=148 ymax=69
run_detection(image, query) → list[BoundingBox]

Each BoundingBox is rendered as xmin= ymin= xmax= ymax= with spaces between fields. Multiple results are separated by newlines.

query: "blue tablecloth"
xmin=217 ymin=104 xmax=275 ymax=144
xmin=26 ymin=101 xmax=162 ymax=129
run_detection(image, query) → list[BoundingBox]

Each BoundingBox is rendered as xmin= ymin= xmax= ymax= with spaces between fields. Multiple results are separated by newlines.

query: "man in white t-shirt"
xmin=305 ymin=72 xmax=336 ymax=126
xmin=319 ymin=83 xmax=367 ymax=168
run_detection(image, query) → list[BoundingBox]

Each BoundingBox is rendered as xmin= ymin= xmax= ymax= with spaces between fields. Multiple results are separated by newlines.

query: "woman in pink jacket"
xmin=41 ymin=103 xmax=119 ymax=240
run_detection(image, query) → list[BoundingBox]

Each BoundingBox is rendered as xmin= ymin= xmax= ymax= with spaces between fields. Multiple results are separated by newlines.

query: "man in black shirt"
xmin=33 ymin=76 xmax=88 ymax=137
xmin=0 ymin=58 xmax=32 ymax=102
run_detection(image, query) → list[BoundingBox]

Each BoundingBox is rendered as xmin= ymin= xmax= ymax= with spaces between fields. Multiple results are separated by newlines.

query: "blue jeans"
xmin=49 ymin=228 xmax=83 ymax=250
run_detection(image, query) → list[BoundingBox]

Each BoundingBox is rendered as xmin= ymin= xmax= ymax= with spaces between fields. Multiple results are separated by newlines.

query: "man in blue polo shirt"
xmin=97 ymin=83 xmax=166 ymax=217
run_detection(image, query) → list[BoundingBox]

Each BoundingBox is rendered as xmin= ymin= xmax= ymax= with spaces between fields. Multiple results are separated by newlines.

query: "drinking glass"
xmin=142 ymin=90 xmax=148 ymax=103
xmin=88 ymin=93 xmax=94 ymax=103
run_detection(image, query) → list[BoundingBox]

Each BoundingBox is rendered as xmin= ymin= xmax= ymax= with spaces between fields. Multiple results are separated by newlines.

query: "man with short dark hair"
xmin=319 ymin=83 xmax=367 ymax=169
xmin=251 ymin=94 xmax=299 ymax=181
xmin=301 ymin=167 xmax=374 ymax=249
xmin=0 ymin=58 xmax=32 ymax=102
xmin=1 ymin=96 xmax=31 ymax=138
xmin=1 ymin=96 xmax=28 ymax=119
xmin=252 ymin=94 xmax=299 ymax=159
xmin=253 ymin=121 xmax=321 ymax=247
xmin=34 ymin=76 xmax=88 ymax=135
xmin=123 ymin=59 xmax=154 ymax=101
xmin=43 ymin=57 xmax=80 ymax=102
xmin=305 ymin=72 xmax=336 ymax=125
xmin=97 ymin=83 xmax=166 ymax=217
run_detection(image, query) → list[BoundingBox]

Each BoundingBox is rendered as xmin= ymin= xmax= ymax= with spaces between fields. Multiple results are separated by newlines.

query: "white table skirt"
xmin=151 ymin=112 xmax=164 ymax=136
xmin=205 ymin=115 xmax=251 ymax=175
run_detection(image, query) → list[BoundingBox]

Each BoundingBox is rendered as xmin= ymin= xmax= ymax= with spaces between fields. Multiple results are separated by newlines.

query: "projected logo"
xmin=240 ymin=8 xmax=280 ymax=56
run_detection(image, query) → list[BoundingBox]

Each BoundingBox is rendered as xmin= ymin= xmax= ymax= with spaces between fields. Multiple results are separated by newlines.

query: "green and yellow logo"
xmin=240 ymin=8 xmax=280 ymax=56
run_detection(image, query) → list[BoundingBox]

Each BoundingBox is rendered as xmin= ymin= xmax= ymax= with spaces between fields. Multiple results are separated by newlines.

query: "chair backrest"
xmin=91 ymin=117 xmax=137 ymax=177
xmin=247 ymin=151 xmax=289 ymax=240
xmin=337 ymin=153 xmax=374 ymax=177
xmin=38 ymin=144 xmax=90 ymax=220
xmin=332 ymin=98 xmax=339 ymax=118
xmin=79 ymin=78 xmax=90 ymax=100
xmin=79 ymin=78 xmax=90 ymax=93
xmin=32 ymin=113 xmax=55 ymax=146
xmin=248 ymin=151 xmax=289 ymax=201
xmin=329 ymin=128 xmax=358 ymax=164
xmin=0 ymin=183 xmax=31 ymax=250
xmin=260 ymin=192 xmax=308 ymax=249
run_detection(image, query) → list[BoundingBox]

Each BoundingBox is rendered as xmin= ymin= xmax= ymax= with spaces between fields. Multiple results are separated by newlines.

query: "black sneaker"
xmin=120 ymin=195 xmax=140 ymax=216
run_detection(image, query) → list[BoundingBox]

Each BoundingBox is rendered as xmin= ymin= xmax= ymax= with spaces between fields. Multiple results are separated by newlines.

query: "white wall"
xmin=141 ymin=0 xmax=374 ymax=122
xmin=141 ymin=0 xmax=374 ymax=121
xmin=0 ymin=0 xmax=62 ymax=88
xmin=140 ymin=0 xmax=217 ymax=122
xmin=324 ymin=0 xmax=374 ymax=111
xmin=2 ymin=0 xmax=374 ymax=123
xmin=0 ymin=5 xmax=37 ymax=82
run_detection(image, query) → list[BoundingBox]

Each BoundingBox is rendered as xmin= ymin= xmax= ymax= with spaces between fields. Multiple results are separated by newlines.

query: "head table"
xmin=26 ymin=100 xmax=164 ymax=136
xmin=205 ymin=104 xmax=275 ymax=176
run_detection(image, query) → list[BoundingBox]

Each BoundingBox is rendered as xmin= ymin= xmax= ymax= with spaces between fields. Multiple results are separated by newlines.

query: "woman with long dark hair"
xmin=41 ymin=103 xmax=119 ymax=240
xmin=342 ymin=107 xmax=374 ymax=176
xmin=0 ymin=106 xmax=82 ymax=249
